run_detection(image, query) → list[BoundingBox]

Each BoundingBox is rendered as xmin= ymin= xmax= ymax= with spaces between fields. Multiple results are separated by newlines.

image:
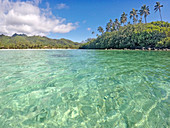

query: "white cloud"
xmin=33 ymin=0 xmax=42 ymax=5
xmin=56 ymin=3 xmax=68 ymax=10
xmin=0 ymin=0 xmax=77 ymax=36
xmin=87 ymin=28 xmax=91 ymax=31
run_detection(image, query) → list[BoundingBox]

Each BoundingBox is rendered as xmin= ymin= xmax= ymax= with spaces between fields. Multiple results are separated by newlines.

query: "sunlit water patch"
xmin=0 ymin=50 xmax=169 ymax=128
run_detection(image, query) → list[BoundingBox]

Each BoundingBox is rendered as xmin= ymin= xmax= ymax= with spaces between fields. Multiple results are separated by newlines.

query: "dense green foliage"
xmin=0 ymin=34 xmax=80 ymax=49
xmin=80 ymin=21 xmax=170 ymax=49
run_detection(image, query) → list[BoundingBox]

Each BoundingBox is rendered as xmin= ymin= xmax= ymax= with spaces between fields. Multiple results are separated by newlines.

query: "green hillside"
xmin=80 ymin=21 xmax=170 ymax=49
xmin=0 ymin=34 xmax=80 ymax=49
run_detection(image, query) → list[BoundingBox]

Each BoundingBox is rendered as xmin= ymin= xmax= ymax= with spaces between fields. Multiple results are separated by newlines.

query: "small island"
xmin=80 ymin=21 xmax=170 ymax=50
xmin=80 ymin=2 xmax=169 ymax=50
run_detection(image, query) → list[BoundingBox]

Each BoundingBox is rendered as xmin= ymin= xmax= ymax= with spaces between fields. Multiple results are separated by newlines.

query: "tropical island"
xmin=80 ymin=21 xmax=170 ymax=50
xmin=80 ymin=2 xmax=170 ymax=50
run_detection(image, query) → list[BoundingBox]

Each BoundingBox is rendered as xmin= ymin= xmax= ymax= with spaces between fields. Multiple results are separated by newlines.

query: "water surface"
xmin=0 ymin=50 xmax=169 ymax=128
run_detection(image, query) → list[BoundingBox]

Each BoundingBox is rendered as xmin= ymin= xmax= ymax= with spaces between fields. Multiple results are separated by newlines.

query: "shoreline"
xmin=0 ymin=48 xmax=170 ymax=51
xmin=103 ymin=48 xmax=170 ymax=51
xmin=0 ymin=48 xmax=78 ymax=50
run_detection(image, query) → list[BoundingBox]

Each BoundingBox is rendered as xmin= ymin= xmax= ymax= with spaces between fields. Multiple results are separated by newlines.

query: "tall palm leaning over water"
xmin=120 ymin=12 xmax=128 ymax=25
xmin=139 ymin=5 xmax=150 ymax=23
xmin=154 ymin=2 xmax=163 ymax=21
xmin=130 ymin=8 xmax=138 ymax=24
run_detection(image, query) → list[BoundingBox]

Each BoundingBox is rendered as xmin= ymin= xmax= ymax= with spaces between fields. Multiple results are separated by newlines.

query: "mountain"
xmin=0 ymin=34 xmax=80 ymax=49
xmin=12 ymin=33 xmax=27 ymax=37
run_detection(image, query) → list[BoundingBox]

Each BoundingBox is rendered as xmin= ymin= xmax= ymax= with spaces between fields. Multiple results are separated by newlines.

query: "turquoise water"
xmin=0 ymin=49 xmax=169 ymax=128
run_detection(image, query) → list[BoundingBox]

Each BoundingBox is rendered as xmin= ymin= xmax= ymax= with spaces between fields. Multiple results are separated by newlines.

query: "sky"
xmin=0 ymin=0 xmax=170 ymax=42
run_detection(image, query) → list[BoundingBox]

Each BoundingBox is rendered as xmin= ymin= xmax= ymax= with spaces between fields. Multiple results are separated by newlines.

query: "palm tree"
xmin=111 ymin=23 xmax=116 ymax=32
xmin=97 ymin=26 xmax=104 ymax=34
xmin=114 ymin=19 xmax=120 ymax=30
xmin=130 ymin=8 xmax=138 ymax=24
xmin=106 ymin=19 xmax=113 ymax=32
xmin=139 ymin=17 xmax=142 ymax=23
xmin=106 ymin=22 xmax=111 ymax=32
xmin=127 ymin=21 xmax=131 ymax=25
xmin=139 ymin=5 xmax=150 ymax=23
xmin=120 ymin=12 xmax=128 ymax=25
xmin=154 ymin=2 xmax=163 ymax=21
xmin=109 ymin=19 xmax=113 ymax=24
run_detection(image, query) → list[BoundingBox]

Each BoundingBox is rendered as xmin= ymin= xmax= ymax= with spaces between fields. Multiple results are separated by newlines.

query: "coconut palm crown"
xmin=120 ymin=12 xmax=128 ymax=25
xmin=139 ymin=5 xmax=150 ymax=23
xmin=154 ymin=2 xmax=163 ymax=21
xmin=130 ymin=8 xmax=138 ymax=24
xmin=97 ymin=26 xmax=104 ymax=34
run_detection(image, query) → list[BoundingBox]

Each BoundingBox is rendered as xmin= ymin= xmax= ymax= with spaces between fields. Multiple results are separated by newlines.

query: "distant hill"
xmin=0 ymin=34 xmax=80 ymax=49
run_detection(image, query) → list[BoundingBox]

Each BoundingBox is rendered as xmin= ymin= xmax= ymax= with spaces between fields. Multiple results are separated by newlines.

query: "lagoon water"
xmin=0 ymin=50 xmax=169 ymax=128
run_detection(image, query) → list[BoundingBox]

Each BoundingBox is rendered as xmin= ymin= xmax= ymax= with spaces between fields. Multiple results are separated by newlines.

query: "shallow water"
xmin=0 ymin=50 xmax=169 ymax=128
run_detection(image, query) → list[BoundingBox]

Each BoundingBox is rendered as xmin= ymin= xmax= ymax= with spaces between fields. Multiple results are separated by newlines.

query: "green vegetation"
xmin=80 ymin=21 xmax=170 ymax=49
xmin=0 ymin=34 xmax=80 ymax=49
xmin=80 ymin=2 xmax=170 ymax=49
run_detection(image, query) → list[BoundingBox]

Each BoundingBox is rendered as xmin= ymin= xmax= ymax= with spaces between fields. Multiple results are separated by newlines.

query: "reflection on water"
xmin=0 ymin=50 xmax=169 ymax=128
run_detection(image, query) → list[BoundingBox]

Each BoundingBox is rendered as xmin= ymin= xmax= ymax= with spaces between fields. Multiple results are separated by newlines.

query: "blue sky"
xmin=1 ymin=0 xmax=170 ymax=42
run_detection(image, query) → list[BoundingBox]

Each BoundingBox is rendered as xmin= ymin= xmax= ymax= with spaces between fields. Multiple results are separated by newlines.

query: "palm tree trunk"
xmin=159 ymin=9 xmax=162 ymax=21
xmin=133 ymin=16 xmax=135 ymax=24
xmin=145 ymin=17 xmax=147 ymax=24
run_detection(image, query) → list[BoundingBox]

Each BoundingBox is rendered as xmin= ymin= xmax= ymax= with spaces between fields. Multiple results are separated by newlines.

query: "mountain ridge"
xmin=0 ymin=34 xmax=80 ymax=49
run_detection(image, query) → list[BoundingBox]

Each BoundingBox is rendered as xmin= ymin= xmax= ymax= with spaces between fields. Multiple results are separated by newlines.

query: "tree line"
xmin=95 ymin=2 xmax=163 ymax=35
xmin=80 ymin=2 xmax=170 ymax=49
xmin=80 ymin=21 xmax=169 ymax=49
